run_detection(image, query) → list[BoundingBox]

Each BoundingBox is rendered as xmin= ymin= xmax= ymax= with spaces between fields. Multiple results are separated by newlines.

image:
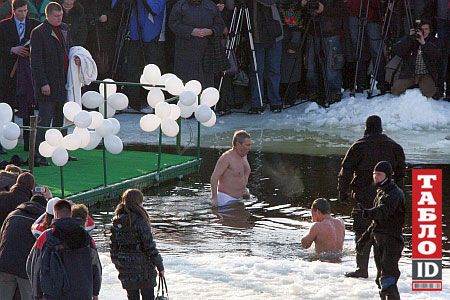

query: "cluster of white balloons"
xmin=139 ymin=64 xmax=218 ymax=136
xmin=81 ymin=79 xmax=129 ymax=118
xmin=39 ymin=101 xmax=124 ymax=166
xmin=0 ymin=103 xmax=20 ymax=150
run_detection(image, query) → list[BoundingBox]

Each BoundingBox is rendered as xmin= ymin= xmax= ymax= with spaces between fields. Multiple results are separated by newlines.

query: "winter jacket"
xmin=27 ymin=217 xmax=102 ymax=300
xmin=0 ymin=171 xmax=18 ymax=192
xmin=0 ymin=184 xmax=33 ymax=227
xmin=28 ymin=0 xmax=51 ymax=22
xmin=110 ymin=206 xmax=164 ymax=290
xmin=0 ymin=201 xmax=45 ymax=278
xmin=30 ymin=20 xmax=72 ymax=103
xmin=248 ymin=0 xmax=284 ymax=44
xmin=392 ymin=34 xmax=441 ymax=83
xmin=364 ymin=180 xmax=405 ymax=237
xmin=304 ymin=0 xmax=345 ymax=37
xmin=338 ymin=133 xmax=406 ymax=207
xmin=62 ymin=2 xmax=88 ymax=46
xmin=345 ymin=0 xmax=382 ymax=22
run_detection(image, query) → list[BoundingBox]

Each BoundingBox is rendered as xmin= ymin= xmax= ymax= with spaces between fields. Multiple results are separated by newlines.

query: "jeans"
xmin=437 ymin=19 xmax=450 ymax=94
xmin=126 ymin=287 xmax=155 ymax=300
xmin=0 ymin=272 xmax=32 ymax=300
xmin=249 ymin=41 xmax=282 ymax=108
xmin=348 ymin=17 xmax=385 ymax=85
xmin=306 ymin=35 xmax=344 ymax=96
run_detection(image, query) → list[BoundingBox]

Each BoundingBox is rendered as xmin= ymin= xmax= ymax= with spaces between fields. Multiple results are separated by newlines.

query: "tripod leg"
xmin=351 ymin=0 xmax=370 ymax=95
xmin=368 ymin=0 xmax=395 ymax=98
xmin=245 ymin=7 xmax=264 ymax=108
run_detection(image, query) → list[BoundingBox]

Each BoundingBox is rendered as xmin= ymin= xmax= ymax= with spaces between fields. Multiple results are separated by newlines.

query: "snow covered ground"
xmin=116 ymin=89 xmax=450 ymax=164
xmin=99 ymin=252 xmax=450 ymax=299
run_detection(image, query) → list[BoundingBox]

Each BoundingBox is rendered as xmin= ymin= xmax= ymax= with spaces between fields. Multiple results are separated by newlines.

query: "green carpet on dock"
xmin=1 ymin=147 xmax=196 ymax=198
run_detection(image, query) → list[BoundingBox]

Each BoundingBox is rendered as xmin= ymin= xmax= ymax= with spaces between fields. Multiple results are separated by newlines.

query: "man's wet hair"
xmin=311 ymin=198 xmax=330 ymax=214
xmin=45 ymin=1 xmax=62 ymax=15
xmin=13 ymin=0 xmax=28 ymax=10
xmin=232 ymin=130 xmax=251 ymax=146
xmin=54 ymin=199 xmax=72 ymax=218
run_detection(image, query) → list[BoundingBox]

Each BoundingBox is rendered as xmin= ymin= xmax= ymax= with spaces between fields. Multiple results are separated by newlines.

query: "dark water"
xmin=90 ymin=148 xmax=450 ymax=266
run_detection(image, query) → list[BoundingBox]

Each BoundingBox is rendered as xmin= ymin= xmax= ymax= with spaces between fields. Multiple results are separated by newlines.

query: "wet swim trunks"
xmin=217 ymin=191 xmax=240 ymax=207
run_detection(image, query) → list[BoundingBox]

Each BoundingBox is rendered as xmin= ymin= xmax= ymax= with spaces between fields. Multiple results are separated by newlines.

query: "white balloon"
xmin=51 ymin=147 xmax=69 ymax=167
xmin=45 ymin=129 xmax=63 ymax=147
xmin=107 ymin=93 xmax=129 ymax=110
xmin=195 ymin=104 xmax=213 ymax=123
xmin=184 ymin=80 xmax=202 ymax=96
xmin=96 ymin=119 xmax=114 ymax=137
xmin=155 ymin=102 xmax=171 ymax=119
xmin=98 ymin=103 xmax=116 ymax=118
xmin=165 ymin=77 xmax=184 ymax=96
xmin=73 ymin=127 xmax=90 ymax=148
xmin=73 ymin=111 xmax=92 ymax=128
xmin=2 ymin=122 xmax=20 ymax=140
xmin=161 ymin=119 xmax=179 ymax=137
xmin=179 ymin=90 xmax=197 ymax=106
xmin=99 ymin=78 xmax=117 ymax=97
xmin=38 ymin=141 xmax=55 ymax=158
xmin=169 ymin=104 xmax=181 ymax=120
xmin=83 ymin=131 xmax=102 ymax=150
xmin=0 ymin=103 xmax=13 ymax=124
xmin=104 ymin=135 xmax=123 ymax=154
xmin=200 ymin=87 xmax=220 ymax=107
xmin=62 ymin=134 xmax=81 ymax=151
xmin=140 ymin=114 xmax=161 ymax=132
xmin=63 ymin=102 xmax=82 ymax=122
xmin=147 ymin=88 xmax=165 ymax=108
xmin=108 ymin=118 xmax=121 ymax=135
xmin=88 ymin=111 xmax=104 ymax=129
xmin=140 ymin=74 xmax=152 ymax=90
xmin=157 ymin=73 xmax=176 ymax=86
xmin=178 ymin=101 xmax=197 ymax=118
xmin=202 ymin=111 xmax=216 ymax=127
xmin=81 ymin=91 xmax=104 ymax=109
xmin=0 ymin=137 xmax=17 ymax=150
xmin=143 ymin=64 xmax=161 ymax=85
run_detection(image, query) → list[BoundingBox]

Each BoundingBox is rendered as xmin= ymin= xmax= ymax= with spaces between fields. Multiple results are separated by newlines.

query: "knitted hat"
xmin=46 ymin=197 xmax=61 ymax=215
xmin=365 ymin=115 xmax=382 ymax=135
xmin=374 ymin=161 xmax=393 ymax=179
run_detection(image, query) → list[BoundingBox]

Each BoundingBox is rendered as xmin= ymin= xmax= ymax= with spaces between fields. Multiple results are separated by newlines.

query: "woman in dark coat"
xmin=169 ymin=0 xmax=225 ymax=87
xmin=60 ymin=0 xmax=88 ymax=46
xmin=110 ymin=189 xmax=165 ymax=300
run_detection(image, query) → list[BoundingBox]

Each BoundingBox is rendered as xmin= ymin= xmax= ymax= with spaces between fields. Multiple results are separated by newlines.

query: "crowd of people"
xmin=0 ymin=161 xmax=165 ymax=300
xmin=0 ymin=0 xmax=449 ymax=120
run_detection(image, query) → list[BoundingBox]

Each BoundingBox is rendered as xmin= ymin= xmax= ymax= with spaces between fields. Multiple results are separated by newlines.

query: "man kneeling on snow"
xmin=390 ymin=19 xmax=441 ymax=98
xmin=301 ymin=198 xmax=345 ymax=254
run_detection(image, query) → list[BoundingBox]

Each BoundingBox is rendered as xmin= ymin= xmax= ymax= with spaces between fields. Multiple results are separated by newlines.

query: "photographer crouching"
xmin=390 ymin=19 xmax=441 ymax=98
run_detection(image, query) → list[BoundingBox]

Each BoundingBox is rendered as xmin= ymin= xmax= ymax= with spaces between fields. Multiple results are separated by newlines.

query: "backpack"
xmin=39 ymin=230 xmax=71 ymax=298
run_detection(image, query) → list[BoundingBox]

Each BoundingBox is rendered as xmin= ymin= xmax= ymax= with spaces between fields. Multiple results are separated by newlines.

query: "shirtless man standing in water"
xmin=301 ymin=198 xmax=345 ymax=253
xmin=211 ymin=130 xmax=252 ymax=207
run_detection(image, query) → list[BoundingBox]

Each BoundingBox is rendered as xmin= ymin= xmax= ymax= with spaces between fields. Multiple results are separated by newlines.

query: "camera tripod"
xmin=217 ymin=4 xmax=263 ymax=107
xmin=111 ymin=0 xmax=148 ymax=80
xmin=351 ymin=0 xmax=414 ymax=98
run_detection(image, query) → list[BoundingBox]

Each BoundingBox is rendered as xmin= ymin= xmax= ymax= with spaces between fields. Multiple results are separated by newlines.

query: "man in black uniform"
xmin=338 ymin=115 xmax=405 ymax=278
xmin=356 ymin=161 xmax=405 ymax=300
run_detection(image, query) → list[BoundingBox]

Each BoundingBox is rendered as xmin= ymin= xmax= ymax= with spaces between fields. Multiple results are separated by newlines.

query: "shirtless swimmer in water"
xmin=301 ymin=198 xmax=345 ymax=254
xmin=210 ymin=130 xmax=252 ymax=207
